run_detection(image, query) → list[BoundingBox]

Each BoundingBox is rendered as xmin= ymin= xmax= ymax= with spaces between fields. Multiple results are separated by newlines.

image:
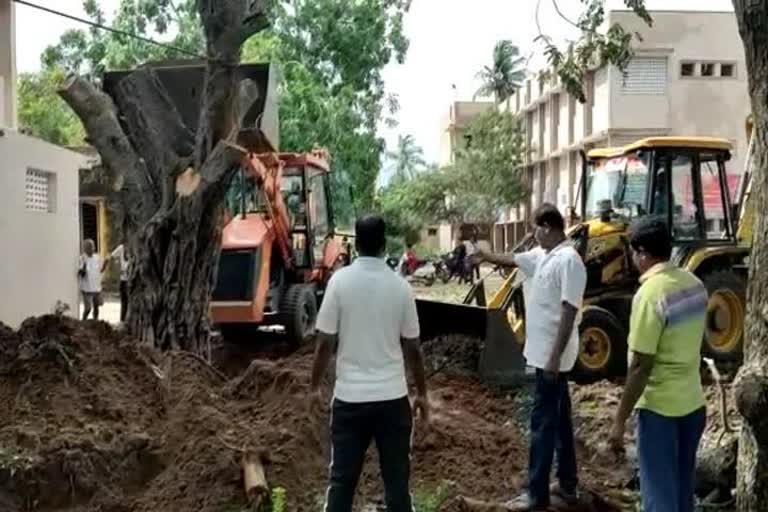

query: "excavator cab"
xmin=211 ymin=151 xmax=346 ymax=346
xmin=498 ymin=137 xmax=748 ymax=383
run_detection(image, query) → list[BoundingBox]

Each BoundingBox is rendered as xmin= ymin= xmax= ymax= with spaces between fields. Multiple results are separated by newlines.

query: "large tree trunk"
xmin=59 ymin=1 xmax=269 ymax=353
xmin=732 ymin=1 xmax=768 ymax=510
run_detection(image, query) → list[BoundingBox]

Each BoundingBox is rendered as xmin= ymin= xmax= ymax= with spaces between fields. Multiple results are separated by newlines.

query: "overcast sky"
xmin=15 ymin=0 xmax=734 ymax=164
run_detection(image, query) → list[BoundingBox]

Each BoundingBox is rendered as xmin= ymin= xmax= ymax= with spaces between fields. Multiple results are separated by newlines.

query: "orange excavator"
xmin=210 ymin=148 xmax=347 ymax=346
xmin=103 ymin=61 xmax=347 ymax=346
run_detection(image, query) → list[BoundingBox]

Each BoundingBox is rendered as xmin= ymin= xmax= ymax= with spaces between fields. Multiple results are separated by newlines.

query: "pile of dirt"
xmin=0 ymin=316 xmax=537 ymax=511
xmin=422 ymin=335 xmax=482 ymax=378
xmin=570 ymin=379 xmax=742 ymax=509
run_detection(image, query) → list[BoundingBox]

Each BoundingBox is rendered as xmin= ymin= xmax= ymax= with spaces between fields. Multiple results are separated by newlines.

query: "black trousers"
xmin=325 ymin=396 xmax=413 ymax=512
xmin=119 ymin=280 xmax=128 ymax=322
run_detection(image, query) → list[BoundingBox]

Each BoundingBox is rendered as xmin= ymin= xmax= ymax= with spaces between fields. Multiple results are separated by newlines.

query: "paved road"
xmin=78 ymin=296 xmax=121 ymax=324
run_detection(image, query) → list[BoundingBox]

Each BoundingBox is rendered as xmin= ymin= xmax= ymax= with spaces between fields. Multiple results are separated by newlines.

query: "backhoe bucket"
xmin=415 ymin=268 xmax=528 ymax=387
xmin=415 ymin=299 xmax=487 ymax=341
xmin=478 ymin=308 xmax=527 ymax=387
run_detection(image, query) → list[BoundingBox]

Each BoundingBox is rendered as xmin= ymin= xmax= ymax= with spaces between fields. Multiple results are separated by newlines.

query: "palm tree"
xmin=386 ymin=134 xmax=426 ymax=182
xmin=474 ymin=40 xmax=526 ymax=106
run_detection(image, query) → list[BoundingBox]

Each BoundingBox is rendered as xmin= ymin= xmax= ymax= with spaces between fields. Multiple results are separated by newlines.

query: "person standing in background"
xmin=106 ymin=241 xmax=131 ymax=323
xmin=79 ymin=239 xmax=103 ymax=320
xmin=609 ymin=217 xmax=708 ymax=512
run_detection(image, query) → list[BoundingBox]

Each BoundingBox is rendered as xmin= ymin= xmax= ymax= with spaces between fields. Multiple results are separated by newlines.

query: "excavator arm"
xmin=241 ymin=153 xmax=294 ymax=266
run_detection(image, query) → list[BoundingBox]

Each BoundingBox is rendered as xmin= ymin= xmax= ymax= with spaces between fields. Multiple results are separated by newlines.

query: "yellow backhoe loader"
xmin=418 ymin=134 xmax=754 ymax=385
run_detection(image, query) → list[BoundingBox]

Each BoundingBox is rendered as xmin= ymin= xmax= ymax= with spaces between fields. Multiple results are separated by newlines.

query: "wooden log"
xmin=242 ymin=449 xmax=268 ymax=505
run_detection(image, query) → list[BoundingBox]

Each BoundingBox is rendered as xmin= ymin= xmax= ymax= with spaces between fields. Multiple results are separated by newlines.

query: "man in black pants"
xmin=310 ymin=214 xmax=430 ymax=512
xmin=475 ymin=204 xmax=586 ymax=511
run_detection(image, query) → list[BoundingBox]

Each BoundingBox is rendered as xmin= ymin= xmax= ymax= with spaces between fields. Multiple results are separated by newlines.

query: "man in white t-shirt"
xmin=475 ymin=203 xmax=587 ymax=511
xmin=78 ymin=239 xmax=104 ymax=320
xmin=310 ymin=214 xmax=429 ymax=512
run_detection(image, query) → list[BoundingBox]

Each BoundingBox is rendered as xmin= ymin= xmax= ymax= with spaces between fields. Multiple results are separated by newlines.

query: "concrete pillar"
xmin=0 ymin=0 xmax=17 ymax=129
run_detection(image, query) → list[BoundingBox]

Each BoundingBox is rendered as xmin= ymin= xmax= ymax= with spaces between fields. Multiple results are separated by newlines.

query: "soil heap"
xmin=0 ymin=316 xmax=535 ymax=511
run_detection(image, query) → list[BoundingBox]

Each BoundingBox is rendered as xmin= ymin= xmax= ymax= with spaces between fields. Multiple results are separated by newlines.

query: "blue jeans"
xmin=637 ymin=407 xmax=706 ymax=512
xmin=528 ymin=369 xmax=578 ymax=508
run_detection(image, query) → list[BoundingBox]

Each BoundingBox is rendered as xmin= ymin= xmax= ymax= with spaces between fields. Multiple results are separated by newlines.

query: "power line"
xmin=12 ymin=0 xmax=207 ymax=60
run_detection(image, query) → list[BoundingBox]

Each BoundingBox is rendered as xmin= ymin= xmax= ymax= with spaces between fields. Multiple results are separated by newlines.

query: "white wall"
xmin=0 ymin=0 xmax=16 ymax=129
xmin=0 ymin=131 xmax=85 ymax=327
xmin=592 ymin=67 xmax=611 ymax=134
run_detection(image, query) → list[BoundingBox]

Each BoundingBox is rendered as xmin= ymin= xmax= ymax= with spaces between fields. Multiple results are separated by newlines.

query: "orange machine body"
xmin=210 ymin=150 xmax=345 ymax=326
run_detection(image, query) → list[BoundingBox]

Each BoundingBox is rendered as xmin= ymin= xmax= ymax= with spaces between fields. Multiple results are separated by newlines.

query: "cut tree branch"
xmin=112 ymin=68 xmax=196 ymax=207
xmin=58 ymin=75 xmax=158 ymax=226
xmin=195 ymin=0 xmax=271 ymax=168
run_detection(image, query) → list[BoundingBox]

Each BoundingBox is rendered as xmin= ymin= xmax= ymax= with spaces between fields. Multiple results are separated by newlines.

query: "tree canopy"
xmin=19 ymin=0 xmax=410 ymax=223
xmin=474 ymin=40 xmax=526 ymax=105
xmin=386 ymin=134 xmax=427 ymax=183
xmin=379 ymin=110 xmax=526 ymax=246
xmin=17 ymin=68 xmax=85 ymax=146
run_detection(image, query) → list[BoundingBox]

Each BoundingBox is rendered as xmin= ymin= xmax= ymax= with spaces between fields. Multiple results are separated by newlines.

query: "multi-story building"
xmin=0 ymin=0 xmax=88 ymax=326
xmin=494 ymin=9 xmax=750 ymax=251
xmin=421 ymin=100 xmax=496 ymax=253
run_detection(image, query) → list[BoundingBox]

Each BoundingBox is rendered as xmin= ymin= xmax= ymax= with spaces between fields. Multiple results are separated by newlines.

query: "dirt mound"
xmin=0 ymin=316 xmax=541 ymax=511
xmin=423 ymin=335 xmax=482 ymax=377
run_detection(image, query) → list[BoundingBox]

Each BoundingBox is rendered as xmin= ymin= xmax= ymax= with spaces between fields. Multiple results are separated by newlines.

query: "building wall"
xmin=0 ymin=0 xmax=17 ymax=129
xmin=610 ymin=10 xmax=750 ymax=172
xmin=513 ymin=9 xmax=748 ymax=230
xmin=592 ymin=67 xmax=611 ymax=135
xmin=0 ymin=131 xmax=86 ymax=327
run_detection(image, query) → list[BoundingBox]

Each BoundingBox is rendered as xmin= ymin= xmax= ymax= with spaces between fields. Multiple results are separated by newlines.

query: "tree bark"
xmin=732 ymin=1 xmax=768 ymax=510
xmin=59 ymin=0 xmax=270 ymax=354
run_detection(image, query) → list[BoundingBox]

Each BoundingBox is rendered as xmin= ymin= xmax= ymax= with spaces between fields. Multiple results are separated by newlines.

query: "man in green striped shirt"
xmin=609 ymin=216 xmax=707 ymax=512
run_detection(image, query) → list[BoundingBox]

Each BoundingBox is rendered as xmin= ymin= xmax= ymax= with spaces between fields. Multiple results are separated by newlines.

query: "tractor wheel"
xmin=280 ymin=284 xmax=318 ymax=348
xmin=701 ymin=270 xmax=746 ymax=365
xmin=572 ymin=307 xmax=627 ymax=384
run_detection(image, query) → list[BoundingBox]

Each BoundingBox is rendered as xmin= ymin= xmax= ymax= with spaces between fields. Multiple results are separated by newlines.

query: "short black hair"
xmin=533 ymin=203 xmax=565 ymax=231
xmin=355 ymin=214 xmax=386 ymax=256
xmin=629 ymin=216 xmax=672 ymax=260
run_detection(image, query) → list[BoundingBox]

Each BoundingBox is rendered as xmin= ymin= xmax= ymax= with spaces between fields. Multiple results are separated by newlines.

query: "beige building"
xmin=495 ymin=9 xmax=750 ymax=251
xmin=420 ymin=100 xmax=496 ymax=253
xmin=0 ymin=0 xmax=88 ymax=327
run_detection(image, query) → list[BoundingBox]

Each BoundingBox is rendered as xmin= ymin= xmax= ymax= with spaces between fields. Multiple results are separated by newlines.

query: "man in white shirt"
xmin=310 ymin=214 xmax=429 ymax=512
xmin=78 ymin=239 xmax=103 ymax=320
xmin=107 ymin=242 xmax=131 ymax=322
xmin=475 ymin=203 xmax=587 ymax=511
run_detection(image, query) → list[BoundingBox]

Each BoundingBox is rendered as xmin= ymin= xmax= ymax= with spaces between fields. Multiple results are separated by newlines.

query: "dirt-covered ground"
xmin=0 ymin=316 xmax=736 ymax=511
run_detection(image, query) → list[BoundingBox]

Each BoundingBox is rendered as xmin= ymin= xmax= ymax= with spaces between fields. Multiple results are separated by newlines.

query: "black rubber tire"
xmin=280 ymin=284 xmax=318 ymax=348
xmin=700 ymin=269 xmax=746 ymax=366
xmin=572 ymin=306 xmax=627 ymax=384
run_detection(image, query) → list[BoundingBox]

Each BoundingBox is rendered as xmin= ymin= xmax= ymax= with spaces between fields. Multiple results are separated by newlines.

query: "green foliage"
xmin=451 ymin=110 xmax=527 ymax=222
xmin=475 ymin=40 xmax=526 ymax=105
xmin=42 ymin=0 xmax=203 ymax=76
xmin=17 ymin=68 xmax=85 ymax=146
xmin=539 ymin=0 xmax=652 ymax=103
xmin=24 ymin=0 xmax=408 ymax=220
xmin=379 ymin=111 xmax=526 ymax=246
xmin=270 ymin=486 xmax=287 ymax=512
xmin=386 ymin=134 xmax=427 ymax=183
xmin=241 ymin=0 xmax=411 ymax=217
xmin=413 ymin=481 xmax=455 ymax=512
